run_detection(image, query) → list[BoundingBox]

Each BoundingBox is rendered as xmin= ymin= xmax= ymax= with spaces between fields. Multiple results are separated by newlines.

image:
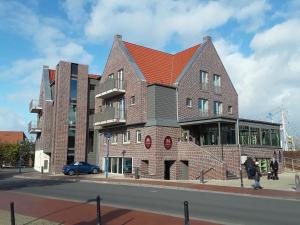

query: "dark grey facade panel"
xmin=43 ymin=68 xmax=52 ymax=101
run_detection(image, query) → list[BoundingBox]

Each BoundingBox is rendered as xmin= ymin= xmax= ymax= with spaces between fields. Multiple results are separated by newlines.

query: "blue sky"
xmin=0 ymin=0 xmax=299 ymax=140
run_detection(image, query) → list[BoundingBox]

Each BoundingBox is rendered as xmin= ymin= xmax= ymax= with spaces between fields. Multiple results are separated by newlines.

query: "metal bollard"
xmin=200 ymin=169 xmax=204 ymax=184
xmin=10 ymin=202 xmax=15 ymax=225
xmin=135 ymin=167 xmax=139 ymax=179
xmin=184 ymin=201 xmax=190 ymax=225
xmin=41 ymin=166 xmax=44 ymax=174
xmin=240 ymin=169 xmax=244 ymax=188
xmin=295 ymin=174 xmax=300 ymax=192
xmin=96 ymin=195 xmax=102 ymax=225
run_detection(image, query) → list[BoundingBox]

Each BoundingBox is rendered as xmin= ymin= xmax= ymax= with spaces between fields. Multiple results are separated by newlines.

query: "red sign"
xmin=144 ymin=135 xmax=152 ymax=149
xmin=164 ymin=136 xmax=172 ymax=150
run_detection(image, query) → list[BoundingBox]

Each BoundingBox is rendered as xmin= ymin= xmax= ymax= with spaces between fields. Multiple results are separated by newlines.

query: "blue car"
xmin=63 ymin=162 xmax=100 ymax=175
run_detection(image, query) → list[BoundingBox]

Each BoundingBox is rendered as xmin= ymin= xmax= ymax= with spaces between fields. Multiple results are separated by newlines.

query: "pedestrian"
xmin=270 ymin=158 xmax=279 ymax=180
xmin=253 ymin=161 xmax=263 ymax=190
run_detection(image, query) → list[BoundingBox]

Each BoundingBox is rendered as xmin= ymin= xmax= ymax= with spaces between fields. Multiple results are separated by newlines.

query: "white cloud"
xmin=215 ymin=19 xmax=300 ymax=134
xmin=85 ymin=0 xmax=269 ymax=48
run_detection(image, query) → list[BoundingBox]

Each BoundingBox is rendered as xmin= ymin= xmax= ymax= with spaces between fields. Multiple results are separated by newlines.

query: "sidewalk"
xmin=0 ymin=191 xmax=217 ymax=225
xmin=14 ymin=171 xmax=300 ymax=200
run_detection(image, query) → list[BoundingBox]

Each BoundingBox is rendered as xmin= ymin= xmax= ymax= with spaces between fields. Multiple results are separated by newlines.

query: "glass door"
xmin=117 ymin=69 xmax=124 ymax=89
xmin=118 ymin=98 xmax=125 ymax=120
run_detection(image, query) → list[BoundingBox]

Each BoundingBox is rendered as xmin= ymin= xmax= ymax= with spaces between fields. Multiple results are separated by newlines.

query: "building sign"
xmin=164 ymin=136 xmax=172 ymax=150
xmin=144 ymin=135 xmax=152 ymax=149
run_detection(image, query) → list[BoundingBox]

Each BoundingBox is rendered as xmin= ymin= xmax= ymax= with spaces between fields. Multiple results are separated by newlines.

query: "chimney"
xmin=203 ymin=36 xmax=212 ymax=43
xmin=114 ymin=34 xmax=122 ymax=40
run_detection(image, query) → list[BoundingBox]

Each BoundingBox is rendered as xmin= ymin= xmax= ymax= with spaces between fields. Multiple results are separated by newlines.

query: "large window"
xmin=71 ymin=63 xmax=78 ymax=75
xmin=68 ymin=129 xmax=75 ymax=149
xmin=68 ymin=104 xmax=76 ymax=126
xmin=213 ymin=101 xmax=222 ymax=116
xmin=198 ymin=99 xmax=208 ymax=116
xmin=123 ymin=131 xmax=130 ymax=144
xmin=250 ymin=127 xmax=260 ymax=145
xmin=203 ymin=127 xmax=218 ymax=145
xmin=200 ymin=70 xmax=208 ymax=90
xmin=271 ymin=129 xmax=280 ymax=146
xmin=111 ymin=133 xmax=118 ymax=144
xmin=136 ymin=130 xmax=142 ymax=143
xmin=70 ymin=78 xmax=77 ymax=100
xmin=239 ymin=126 xmax=249 ymax=145
xmin=213 ymin=74 xmax=221 ymax=94
xmin=262 ymin=129 xmax=271 ymax=145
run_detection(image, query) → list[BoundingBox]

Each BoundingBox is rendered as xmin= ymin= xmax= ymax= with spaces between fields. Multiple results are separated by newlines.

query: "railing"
xmin=28 ymin=121 xmax=41 ymax=133
xmin=94 ymin=107 xmax=126 ymax=126
xmin=29 ymin=99 xmax=42 ymax=113
xmin=284 ymin=157 xmax=300 ymax=171
xmin=199 ymin=110 xmax=209 ymax=117
xmin=213 ymin=85 xmax=221 ymax=94
xmin=95 ymin=79 xmax=126 ymax=98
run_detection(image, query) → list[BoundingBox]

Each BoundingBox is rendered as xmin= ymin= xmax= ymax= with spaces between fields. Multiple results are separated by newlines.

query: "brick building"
xmin=93 ymin=35 xmax=282 ymax=180
xmin=29 ymin=61 xmax=99 ymax=173
xmin=0 ymin=131 xmax=27 ymax=144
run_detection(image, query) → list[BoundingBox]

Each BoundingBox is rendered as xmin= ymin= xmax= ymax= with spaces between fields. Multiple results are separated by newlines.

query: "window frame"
xmin=130 ymin=96 xmax=136 ymax=105
xmin=123 ymin=131 xmax=130 ymax=144
xmin=186 ymin=98 xmax=192 ymax=108
xmin=200 ymin=70 xmax=208 ymax=90
xmin=136 ymin=130 xmax=142 ymax=143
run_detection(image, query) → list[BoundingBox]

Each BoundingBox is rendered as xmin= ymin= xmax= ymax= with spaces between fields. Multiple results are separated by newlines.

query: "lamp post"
xmin=237 ymin=119 xmax=244 ymax=188
xmin=104 ymin=132 xmax=112 ymax=179
xmin=18 ymin=141 xmax=24 ymax=173
xmin=122 ymin=150 xmax=126 ymax=174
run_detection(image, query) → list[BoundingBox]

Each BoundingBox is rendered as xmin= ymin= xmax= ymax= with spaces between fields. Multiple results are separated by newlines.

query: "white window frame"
xmin=111 ymin=133 xmax=118 ymax=144
xmin=228 ymin=105 xmax=233 ymax=114
xmin=198 ymin=99 xmax=208 ymax=116
xmin=214 ymin=101 xmax=223 ymax=116
xmin=186 ymin=98 xmax=192 ymax=108
xmin=130 ymin=96 xmax=135 ymax=105
xmin=108 ymin=74 xmax=114 ymax=79
xmin=136 ymin=130 xmax=142 ymax=143
xmin=200 ymin=70 xmax=208 ymax=90
xmin=123 ymin=131 xmax=130 ymax=144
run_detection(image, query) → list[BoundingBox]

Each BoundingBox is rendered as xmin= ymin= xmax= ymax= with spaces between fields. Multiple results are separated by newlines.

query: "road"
xmin=0 ymin=174 xmax=299 ymax=225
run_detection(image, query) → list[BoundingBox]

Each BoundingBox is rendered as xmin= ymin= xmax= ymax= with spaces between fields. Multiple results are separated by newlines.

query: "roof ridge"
xmin=174 ymin=44 xmax=201 ymax=55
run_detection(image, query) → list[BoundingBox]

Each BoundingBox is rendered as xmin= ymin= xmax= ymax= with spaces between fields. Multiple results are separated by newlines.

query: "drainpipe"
xmin=176 ymin=86 xmax=179 ymax=122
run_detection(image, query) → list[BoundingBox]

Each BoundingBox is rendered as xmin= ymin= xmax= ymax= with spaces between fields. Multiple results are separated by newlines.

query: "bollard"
xmin=96 ymin=195 xmax=102 ymax=225
xmin=10 ymin=202 xmax=15 ymax=225
xmin=135 ymin=167 xmax=140 ymax=179
xmin=240 ymin=169 xmax=244 ymax=188
xmin=41 ymin=166 xmax=44 ymax=174
xmin=200 ymin=169 xmax=204 ymax=184
xmin=295 ymin=174 xmax=300 ymax=192
xmin=184 ymin=201 xmax=190 ymax=225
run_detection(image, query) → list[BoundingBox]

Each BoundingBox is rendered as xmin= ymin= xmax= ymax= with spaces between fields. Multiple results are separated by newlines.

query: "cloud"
xmin=215 ymin=19 xmax=300 ymax=135
xmin=0 ymin=107 xmax=26 ymax=131
xmin=85 ymin=0 xmax=270 ymax=48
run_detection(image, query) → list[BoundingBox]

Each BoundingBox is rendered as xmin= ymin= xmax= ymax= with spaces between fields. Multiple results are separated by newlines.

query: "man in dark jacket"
xmin=270 ymin=158 xmax=279 ymax=180
xmin=253 ymin=162 xmax=263 ymax=190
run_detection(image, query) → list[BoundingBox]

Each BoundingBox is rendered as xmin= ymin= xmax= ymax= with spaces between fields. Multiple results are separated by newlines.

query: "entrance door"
xmin=164 ymin=161 xmax=174 ymax=180
xmin=181 ymin=161 xmax=189 ymax=180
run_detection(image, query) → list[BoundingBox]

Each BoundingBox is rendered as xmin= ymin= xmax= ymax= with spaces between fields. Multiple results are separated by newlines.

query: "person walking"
xmin=270 ymin=158 xmax=279 ymax=180
xmin=253 ymin=161 xmax=263 ymax=190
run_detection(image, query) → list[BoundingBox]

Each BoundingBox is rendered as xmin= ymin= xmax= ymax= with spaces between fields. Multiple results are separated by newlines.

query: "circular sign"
xmin=144 ymin=135 xmax=152 ymax=149
xmin=164 ymin=136 xmax=172 ymax=150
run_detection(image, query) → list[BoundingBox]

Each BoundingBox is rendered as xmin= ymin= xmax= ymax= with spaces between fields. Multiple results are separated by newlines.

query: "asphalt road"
xmin=0 ymin=175 xmax=299 ymax=225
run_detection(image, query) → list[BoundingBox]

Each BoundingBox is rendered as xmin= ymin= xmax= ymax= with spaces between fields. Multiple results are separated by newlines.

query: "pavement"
xmin=13 ymin=170 xmax=300 ymax=200
xmin=0 ymin=191 xmax=217 ymax=225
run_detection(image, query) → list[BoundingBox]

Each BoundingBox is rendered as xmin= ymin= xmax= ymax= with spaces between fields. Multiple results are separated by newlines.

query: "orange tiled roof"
xmin=49 ymin=69 xmax=55 ymax=83
xmin=88 ymin=74 xmax=100 ymax=79
xmin=123 ymin=41 xmax=200 ymax=85
xmin=0 ymin=131 xmax=26 ymax=144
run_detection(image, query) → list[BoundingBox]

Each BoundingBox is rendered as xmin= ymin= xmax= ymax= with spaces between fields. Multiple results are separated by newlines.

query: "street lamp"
xmin=104 ymin=132 xmax=112 ymax=179
xmin=237 ymin=119 xmax=244 ymax=188
xmin=18 ymin=141 xmax=24 ymax=173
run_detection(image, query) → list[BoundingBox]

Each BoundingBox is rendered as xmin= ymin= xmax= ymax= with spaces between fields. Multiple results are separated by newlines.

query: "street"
xmin=0 ymin=174 xmax=299 ymax=225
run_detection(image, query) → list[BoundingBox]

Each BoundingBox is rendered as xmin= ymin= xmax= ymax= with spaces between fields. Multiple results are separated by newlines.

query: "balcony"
xmin=199 ymin=110 xmax=209 ymax=117
xmin=28 ymin=121 xmax=42 ymax=134
xmin=94 ymin=107 xmax=126 ymax=126
xmin=95 ymin=79 xmax=126 ymax=99
xmin=29 ymin=99 xmax=42 ymax=113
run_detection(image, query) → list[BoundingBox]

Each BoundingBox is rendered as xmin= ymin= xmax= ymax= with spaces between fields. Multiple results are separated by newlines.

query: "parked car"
xmin=63 ymin=162 xmax=100 ymax=175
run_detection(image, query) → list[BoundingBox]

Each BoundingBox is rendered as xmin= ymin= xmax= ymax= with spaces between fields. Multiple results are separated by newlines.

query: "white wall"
xmin=34 ymin=150 xmax=50 ymax=173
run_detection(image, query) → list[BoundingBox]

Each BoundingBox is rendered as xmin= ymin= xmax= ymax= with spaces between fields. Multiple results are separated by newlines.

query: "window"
xmin=262 ymin=129 xmax=270 ymax=145
xmin=70 ymin=78 xmax=77 ymax=100
xmin=250 ymin=127 xmax=260 ymax=145
xmin=112 ymin=133 xmax=118 ymax=144
xmin=71 ymin=63 xmax=78 ymax=75
xmin=105 ymin=100 xmax=113 ymax=108
xmin=130 ymin=96 xmax=135 ymax=105
xmin=186 ymin=98 xmax=192 ymax=108
xmin=88 ymin=131 xmax=94 ymax=153
xmin=89 ymin=84 xmax=95 ymax=91
xmin=89 ymin=109 xmax=95 ymax=115
xmin=239 ymin=126 xmax=249 ymax=145
xmin=68 ymin=129 xmax=75 ymax=149
xmin=68 ymin=104 xmax=76 ymax=126
xmin=213 ymin=101 xmax=222 ymax=116
xmin=213 ymin=74 xmax=221 ymax=94
xmin=108 ymin=74 xmax=114 ymax=79
xmin=117 ymin=69 xmax=124 ymax=89
xmin=271 ymin=129 xmax=280 ymax=146
xmin=123 ymin=131 xmax=130 ymax=144
xmin=200 ymin=71 xmax=208 ymax=90
xmin=228 ymin=106 xmax=233 ymax=114
xmin=136 ymin=130 xmax=142 ymax=143
xmin=198 ymin=99 xmax=208 ymax=116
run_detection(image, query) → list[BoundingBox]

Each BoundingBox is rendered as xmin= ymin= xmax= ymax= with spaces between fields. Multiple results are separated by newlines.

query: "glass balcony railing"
xmin=199 ymin=110 xmax=209 ymax=117
xmin=28 ymin=121 xmax=42 ymax=134
xmin=94 ymin=107 xmax=126 ymax=126
xmin=29 ymin=99 xmax=42 ymax=113
xmin=95 ymin=79 xmax=126 ymax=98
